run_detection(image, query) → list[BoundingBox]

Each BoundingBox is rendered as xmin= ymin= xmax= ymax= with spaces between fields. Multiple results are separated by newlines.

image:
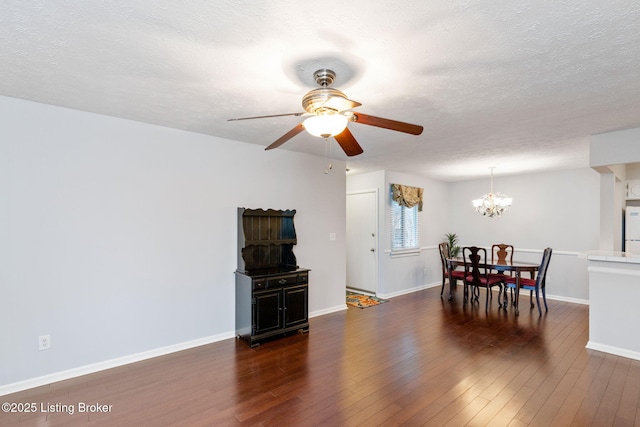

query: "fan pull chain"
xmin=324 ymin=138 xmax=332 ymax=174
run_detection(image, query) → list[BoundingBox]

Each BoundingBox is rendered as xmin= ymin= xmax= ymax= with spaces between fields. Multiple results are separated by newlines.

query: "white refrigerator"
xmin=625 ymin=206 xmax=640 ymax=254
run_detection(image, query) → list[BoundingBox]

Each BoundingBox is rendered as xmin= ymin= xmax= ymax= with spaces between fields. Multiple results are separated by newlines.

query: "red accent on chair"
xmin=504 ymin=247 xmax=552 ymax=315
xmin=463 ymin=246 xmax=505 ymax=311
xmin=438 ymin=242 xmax=465 ymax=297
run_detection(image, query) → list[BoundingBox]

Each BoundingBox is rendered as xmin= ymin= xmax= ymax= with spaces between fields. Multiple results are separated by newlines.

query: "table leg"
xmin=502 ymin=284 xmax=508 ymax=309
xmin=447 ymin=261 xmax=454 ymax=301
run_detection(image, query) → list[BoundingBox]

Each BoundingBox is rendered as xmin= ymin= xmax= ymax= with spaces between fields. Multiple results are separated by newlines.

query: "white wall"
xmin=448 ymin=168 xmax=600 ymax=302
xmin=347 ymin=170 xmax=449 ymax=297
xmin=347 ymin=168 xmax=600 ymax=302
xmin=627 ymin=163 xmax=640 ymax=179
xmin=590 ymin=127 xmax=640 ymax=168
xmin=348 ymin=168 xmax=599 ymax=302
xmin=590 ymin=127 xmax=640 ymax=250
xmin=0 ymin=96 xmax=347 ymax=390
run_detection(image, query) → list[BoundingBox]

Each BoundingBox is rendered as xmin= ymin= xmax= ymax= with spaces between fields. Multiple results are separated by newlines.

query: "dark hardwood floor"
xmin=3 ymin=286 xmax=640 ymax=426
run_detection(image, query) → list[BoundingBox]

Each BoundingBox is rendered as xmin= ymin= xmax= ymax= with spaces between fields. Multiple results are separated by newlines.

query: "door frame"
xmin=346 ymin=189 xmax=379 ymax=295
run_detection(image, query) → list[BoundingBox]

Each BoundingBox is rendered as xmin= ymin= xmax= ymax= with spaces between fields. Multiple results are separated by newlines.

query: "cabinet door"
xmin=284 ymin=285 xmax=308 ymax=327
xmin=253 ymin=289 xmax=283 ymax=334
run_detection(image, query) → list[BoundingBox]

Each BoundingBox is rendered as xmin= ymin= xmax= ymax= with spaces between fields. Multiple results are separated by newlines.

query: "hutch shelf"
xmin=235 ymin=208 xmax=309 ymax=347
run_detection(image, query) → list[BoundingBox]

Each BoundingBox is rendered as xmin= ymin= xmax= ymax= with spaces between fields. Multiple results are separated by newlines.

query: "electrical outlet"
xmin=38 ymin=334 xmax=51 ymax=351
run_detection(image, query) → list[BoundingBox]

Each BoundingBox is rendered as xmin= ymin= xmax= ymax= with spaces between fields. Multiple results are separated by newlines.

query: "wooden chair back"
xmin=492 ymin=244 xmax=514 ymax=265
xmin=439 ymin=242 xmax=450 ymax=268
xmin=463 ymin=246 xmax=489 ymax=286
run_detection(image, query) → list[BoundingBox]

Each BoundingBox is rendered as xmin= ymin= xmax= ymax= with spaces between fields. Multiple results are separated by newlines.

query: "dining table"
xmin=446 ymin=257 xmax=540 ymax=314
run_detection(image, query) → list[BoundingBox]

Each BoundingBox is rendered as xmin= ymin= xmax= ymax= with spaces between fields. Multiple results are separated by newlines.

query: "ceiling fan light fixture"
xmin=303 ymin=114 xmax=348 ymax=138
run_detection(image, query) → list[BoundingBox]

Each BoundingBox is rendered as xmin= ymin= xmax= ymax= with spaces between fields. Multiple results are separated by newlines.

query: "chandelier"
xmin=472 ymin=167 xmax=512 ymax=218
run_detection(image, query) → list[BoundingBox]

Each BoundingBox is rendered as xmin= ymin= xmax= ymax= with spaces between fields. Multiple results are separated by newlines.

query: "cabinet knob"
xmin=370 ymin=248 xmax=375 ymax=252
xmin=278 ymin=279 xmax=287 ymax=284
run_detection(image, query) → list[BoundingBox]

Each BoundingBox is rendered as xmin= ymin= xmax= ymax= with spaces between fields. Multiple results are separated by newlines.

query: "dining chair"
xmin=462 ymin=246 xmax=505 ymax=311
xmin=438 ymin=242 xmax=465 ymax=297
xmin=491 ymin=243 xmax=514 ymax=273
xmin=504 ymin=247 xmax=553 ymax=315
xmin=492 ymin=243 xmax=514 ymax=305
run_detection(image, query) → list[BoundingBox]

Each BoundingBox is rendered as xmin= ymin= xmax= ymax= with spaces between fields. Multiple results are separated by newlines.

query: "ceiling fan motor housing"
xmin=302 ymin=87 xmax=350 ymax=114
xmin=303 ymin=69 xmax=341 ymax=114
xmin=313 ymin=69 xmax=336 ymax=87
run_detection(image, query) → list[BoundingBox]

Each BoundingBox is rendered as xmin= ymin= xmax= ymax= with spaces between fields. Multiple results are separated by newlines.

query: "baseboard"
xmin=0 ymin=331 xmax=235 ymax=397
xmin=378 ymin=282 xmax=589 ymax=306
xmin=377 ymin=281 xmax=439 ymax=299
xmin=586 ymin=341 xmax=640 ymax=361
xmin=310 ymin=304 xmax=347 ymax=317
xmin=508 ymin=289 xmax=589 ymax=306
xmin=544 ymin=293 xmax=589 ymax=306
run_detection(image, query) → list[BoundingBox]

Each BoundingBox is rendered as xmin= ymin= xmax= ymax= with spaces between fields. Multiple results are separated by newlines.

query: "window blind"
xmin=391 ymin=198 xmax=420 ymax=250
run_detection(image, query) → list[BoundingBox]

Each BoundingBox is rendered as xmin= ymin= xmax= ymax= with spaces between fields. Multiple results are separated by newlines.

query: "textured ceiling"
xmin=2 ymin=1 xmax=640 ymax=181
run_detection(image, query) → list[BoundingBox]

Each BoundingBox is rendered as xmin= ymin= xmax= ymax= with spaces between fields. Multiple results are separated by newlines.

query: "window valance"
xmin=391 ymin=184 xmax=423 ymax=212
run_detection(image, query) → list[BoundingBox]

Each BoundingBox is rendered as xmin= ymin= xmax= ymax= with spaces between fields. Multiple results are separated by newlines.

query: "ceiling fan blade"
xmin=228 ymin=112 xmax=305 ymax=121
xmin=334 ymin=127 xmax=364 ymax=157
xmin=321 ymin=95 xmax=362 ymax=112
xmin=265 ymin=123 xmax=305 ymax=150
xmin=351 ymin=113 xmax=424 ymax=135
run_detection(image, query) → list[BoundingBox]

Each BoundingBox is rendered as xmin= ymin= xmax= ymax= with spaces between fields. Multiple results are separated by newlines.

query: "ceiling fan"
xmin=228 ymin=69 xmax=424 ymax=157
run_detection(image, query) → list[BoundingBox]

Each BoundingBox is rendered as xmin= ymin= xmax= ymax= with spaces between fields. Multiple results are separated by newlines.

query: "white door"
xmin=347 ymin=191 xmax=378 ymax=294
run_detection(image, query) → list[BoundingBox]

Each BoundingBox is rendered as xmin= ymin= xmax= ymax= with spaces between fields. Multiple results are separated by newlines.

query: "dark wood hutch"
xmin=235 ymin=208 xmax=309 ymax=347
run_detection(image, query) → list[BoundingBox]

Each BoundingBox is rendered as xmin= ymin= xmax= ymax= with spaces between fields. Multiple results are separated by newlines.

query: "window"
xmin=391 ymin=198 xmax=420 ymax=250
xmin=390 ymin=183 xmax=422 ymax=251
